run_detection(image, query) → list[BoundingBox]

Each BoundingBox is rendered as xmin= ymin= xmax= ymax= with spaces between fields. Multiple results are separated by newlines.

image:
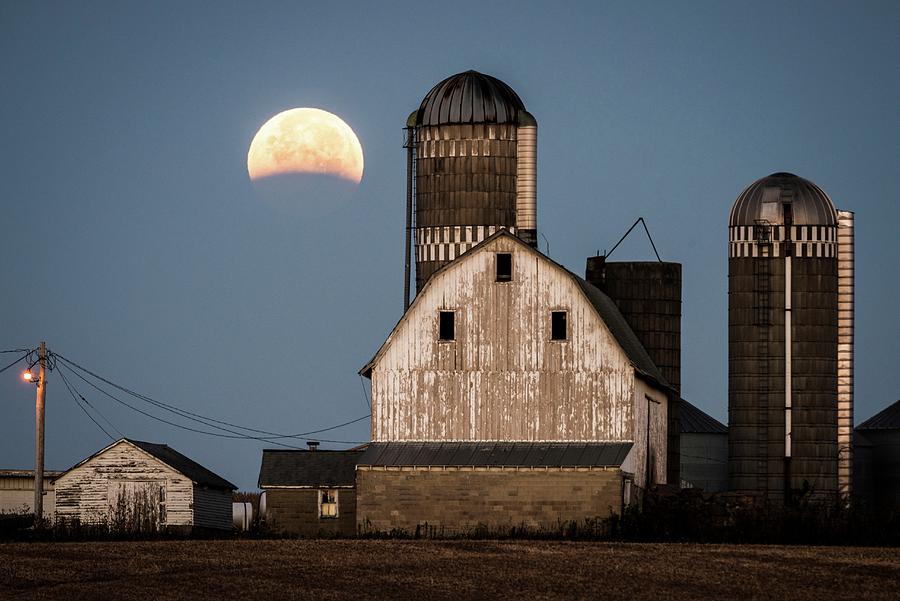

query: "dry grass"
xmin=1 ymin=540 xmax=898 ymax=600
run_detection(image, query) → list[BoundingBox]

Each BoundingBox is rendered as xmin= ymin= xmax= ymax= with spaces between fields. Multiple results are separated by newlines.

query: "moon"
xmin=247 ymin=108 xmax=364 ymax=183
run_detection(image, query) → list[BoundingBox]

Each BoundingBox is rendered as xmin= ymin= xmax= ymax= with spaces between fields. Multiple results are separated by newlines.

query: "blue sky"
xmin=2 ymin=1 xmax=898 ymax=489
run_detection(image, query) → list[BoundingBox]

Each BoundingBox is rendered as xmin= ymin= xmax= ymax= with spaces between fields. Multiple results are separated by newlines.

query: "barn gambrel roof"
xmin=360 ymin=229 xmax=672 ymax=392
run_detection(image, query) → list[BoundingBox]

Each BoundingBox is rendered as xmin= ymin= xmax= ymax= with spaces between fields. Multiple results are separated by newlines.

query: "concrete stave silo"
xmin=404 ymin=71 xmax=538 ymax=297
xmin=728 ymin=172 xmax=853 ymax=501
xmin=586 ymin=257 xmax=683 ymax=486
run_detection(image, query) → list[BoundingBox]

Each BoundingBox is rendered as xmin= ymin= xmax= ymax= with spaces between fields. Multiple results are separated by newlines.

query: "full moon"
xmin=247 ymin=108 xmax=364 ymax=183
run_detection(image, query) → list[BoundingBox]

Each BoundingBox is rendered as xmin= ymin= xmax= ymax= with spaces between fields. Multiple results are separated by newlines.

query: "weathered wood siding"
xmin=55 ymin=441 xmax=194 ymax=527
xmin=621 ymin=378 xmax=668 ymax=487
xmin=192 ymin=485 xmax=232 ymax=530
xmin=372 ymin=236 xmax=637 ymax=442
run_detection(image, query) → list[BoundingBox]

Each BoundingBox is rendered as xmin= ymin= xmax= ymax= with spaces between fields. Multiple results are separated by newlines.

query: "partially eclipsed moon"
xmin=247 ymin=108 xmax=364 ymax=183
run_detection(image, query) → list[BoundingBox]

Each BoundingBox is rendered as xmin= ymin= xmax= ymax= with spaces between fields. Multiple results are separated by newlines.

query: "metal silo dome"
xmin=415 ymin=70 xmax=526 ymax=126
xmin=729 ymin=172 xmax=837 ymax=226
xmin=402 ymin=70 xmax=538 ymax=298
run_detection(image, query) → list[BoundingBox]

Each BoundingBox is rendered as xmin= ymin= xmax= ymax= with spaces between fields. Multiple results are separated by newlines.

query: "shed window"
xmin=551 ymin=311 xmax=567 ymax=341
xmin=439 ymin=311 xmax=455 ymax=341
xmin=495 ymin=253 xmax=512 ymax=282
xmin=319 ymin=489 xmax=338 ymax=519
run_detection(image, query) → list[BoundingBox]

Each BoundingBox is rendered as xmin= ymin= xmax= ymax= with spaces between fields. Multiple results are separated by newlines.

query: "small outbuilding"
xmin=855 ymin=400 xmax=900 ymax=509
xmin=679 ymin=400 xmax=728 ymax=491
xmin=55 ymin=438 xmax=236 ymax=532
xmin=0 ymin=470 xmax=62 ymax=519
xmin=258 ymin=446 xmax=362 ymax=536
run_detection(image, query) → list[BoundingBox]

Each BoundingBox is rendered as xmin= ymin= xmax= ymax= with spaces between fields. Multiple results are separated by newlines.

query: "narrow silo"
xmin=586 ymin=257 xmax=682 ymax=486
xmin=728 ymin=172 xmax=853 ymax=501
xmin=404 ymin=71 xmax=538 ymax=296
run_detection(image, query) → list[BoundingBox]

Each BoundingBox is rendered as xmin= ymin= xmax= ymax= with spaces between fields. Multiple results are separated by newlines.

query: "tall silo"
xmin=403 ymin=71 xmax=538 ymax=298
xmin=586 ymin=257 xmax=682 ymax=486
xmin=728 ymin=172 xmax=854 ymax=501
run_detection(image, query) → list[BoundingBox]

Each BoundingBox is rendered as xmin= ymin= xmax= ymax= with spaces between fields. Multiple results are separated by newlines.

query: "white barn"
xmin=357 ymin=231 xmax=674 ymax=531
xmin=55 ymin=439 xmax=235 ymax=532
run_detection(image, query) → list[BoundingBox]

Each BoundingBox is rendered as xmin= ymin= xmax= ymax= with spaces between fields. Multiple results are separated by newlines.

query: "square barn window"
xmin=495 ymin=253 xmax=512 ymax=282
xmin=551 ymin=311 xmax=567 ymax=341
xmin=439 ymin=311 xmax=455 ymax=341
xmin=319 ymin=489 xmax=338 ymax=519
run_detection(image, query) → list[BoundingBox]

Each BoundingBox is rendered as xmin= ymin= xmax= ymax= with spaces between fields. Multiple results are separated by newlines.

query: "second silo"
xmin=405 ymin=70 xmax=538 ymax=296
xmin=728 ymin=172 xmax=853 ymax=501
xmin=586 ymin=257 xmax=682 ymax=486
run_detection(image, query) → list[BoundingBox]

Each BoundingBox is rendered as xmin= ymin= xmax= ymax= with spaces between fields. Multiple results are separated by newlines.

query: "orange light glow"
xmin=23 ymin=371 xmax=33 ymax=382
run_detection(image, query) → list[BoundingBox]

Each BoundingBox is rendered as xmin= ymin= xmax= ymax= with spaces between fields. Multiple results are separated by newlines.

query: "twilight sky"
xmin=1 ymin=1 xmax=898 ymax=489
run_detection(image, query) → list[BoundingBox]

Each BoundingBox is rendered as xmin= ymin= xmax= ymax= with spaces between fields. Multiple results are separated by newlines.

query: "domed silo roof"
xmin=415 ymin=70 xmax=526 ymax=126
xmin=729 ymin=172 xmax=837 ymax=226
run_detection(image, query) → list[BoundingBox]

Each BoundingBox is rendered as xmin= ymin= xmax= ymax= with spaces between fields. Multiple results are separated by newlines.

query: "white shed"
xmin=55 ymin=439 xmax=236 ymax=532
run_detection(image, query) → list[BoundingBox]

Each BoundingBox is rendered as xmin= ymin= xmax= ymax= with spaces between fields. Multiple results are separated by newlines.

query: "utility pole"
xmin=34 ymin=341 xmax=47 ymax=527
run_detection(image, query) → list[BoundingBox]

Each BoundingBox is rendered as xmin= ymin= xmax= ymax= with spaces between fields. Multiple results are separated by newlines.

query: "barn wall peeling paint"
xmin=621 ymin=378 xmax=668 ymax=487
xmin=370 ymin=236 xmax=639 ymax=445
xmin=54 ymin=441 xmax=193 ymax=527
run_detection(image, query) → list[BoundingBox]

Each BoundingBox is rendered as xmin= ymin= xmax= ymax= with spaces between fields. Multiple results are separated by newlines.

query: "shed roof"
xmin=128 ymin=440 xmax=236 ymax=490
xmin=360 ymin=229 xmax=671 ymax=393
xmin=857 ymin=400 xmax=900 ymax=430
xmin=679 ymin=400 xmax=728 ymax=434
xmin=0 ymin=470 xmax=64 ymax=479
xmin=358 ymin=442 xmax=633 ymax=468
xmin=258 ymin=449 xmax=363 ymax=488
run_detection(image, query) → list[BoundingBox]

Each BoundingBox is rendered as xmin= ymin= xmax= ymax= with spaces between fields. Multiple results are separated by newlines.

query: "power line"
xmin=56 ymin=367 xmax=115 ymax=441
xmin=55 ymin=359 xmax=364 ymax=446
xmin=1 ymin=348 xmax=33 ymax=354
xmin=53 ymin=352 xmax=368 ymax=441
xmin=57 ymin=366 xmax=124 ymax=439
xmin=55 ymin=361 xmax=307 ymax=448
xmin=0 ymin=351 xmax=30 ymax=376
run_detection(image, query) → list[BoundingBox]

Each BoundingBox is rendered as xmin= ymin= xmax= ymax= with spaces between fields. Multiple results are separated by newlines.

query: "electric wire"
xmin=57 ymin=365 xmax=125 ymax=439
xmin=1 ymin=348 xmax=33 ymax=354
xmin=56 ymin=366 xmax=115 ymax=441
xmin=0 ymin=352 xmax=30 ymax=376
xmin=55 ymin=359 xmax=364 ymax=446
xmin=55 ymin=361 xmax=308 ymax=448
xmin=52 ymin=352 xmax=368 ymax=441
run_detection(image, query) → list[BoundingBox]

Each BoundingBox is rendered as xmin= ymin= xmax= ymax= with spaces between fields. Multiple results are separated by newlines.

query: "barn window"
xmin=439 ymin=311 xmax=455 ymax=341
xmin=495 ymin=253 xmax=512 ymax=282
xmin=319 ymin=489 xmax=338 ymax=519
xmin=551 ymin=311 xmax=567 ymax=341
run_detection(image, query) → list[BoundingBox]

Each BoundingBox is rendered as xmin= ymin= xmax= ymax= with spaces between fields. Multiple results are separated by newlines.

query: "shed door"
xmin=107 ymin=480 xmax=166 ymax=531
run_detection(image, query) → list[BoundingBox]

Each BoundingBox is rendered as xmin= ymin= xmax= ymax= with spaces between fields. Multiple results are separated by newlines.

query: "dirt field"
xmin=1 ymin=540 xmax=898 ymax=600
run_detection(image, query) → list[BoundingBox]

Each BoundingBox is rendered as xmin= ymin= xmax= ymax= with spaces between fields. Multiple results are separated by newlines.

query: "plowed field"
xmin=1 ymin=540 xmax=898 ymax=600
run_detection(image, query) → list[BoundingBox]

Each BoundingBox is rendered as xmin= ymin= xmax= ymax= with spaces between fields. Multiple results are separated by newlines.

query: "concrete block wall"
xmin=356 ymin=467 xmax=623 ymax=533
xmin=265 ymin=488 xmax=356 ymax=536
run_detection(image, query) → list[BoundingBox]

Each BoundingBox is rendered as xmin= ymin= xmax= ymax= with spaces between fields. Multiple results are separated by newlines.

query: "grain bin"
xmin=728 ymin=172 xmax=853 ymax=501
xmin=404 ymin=71 xmax=538 ymax=297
